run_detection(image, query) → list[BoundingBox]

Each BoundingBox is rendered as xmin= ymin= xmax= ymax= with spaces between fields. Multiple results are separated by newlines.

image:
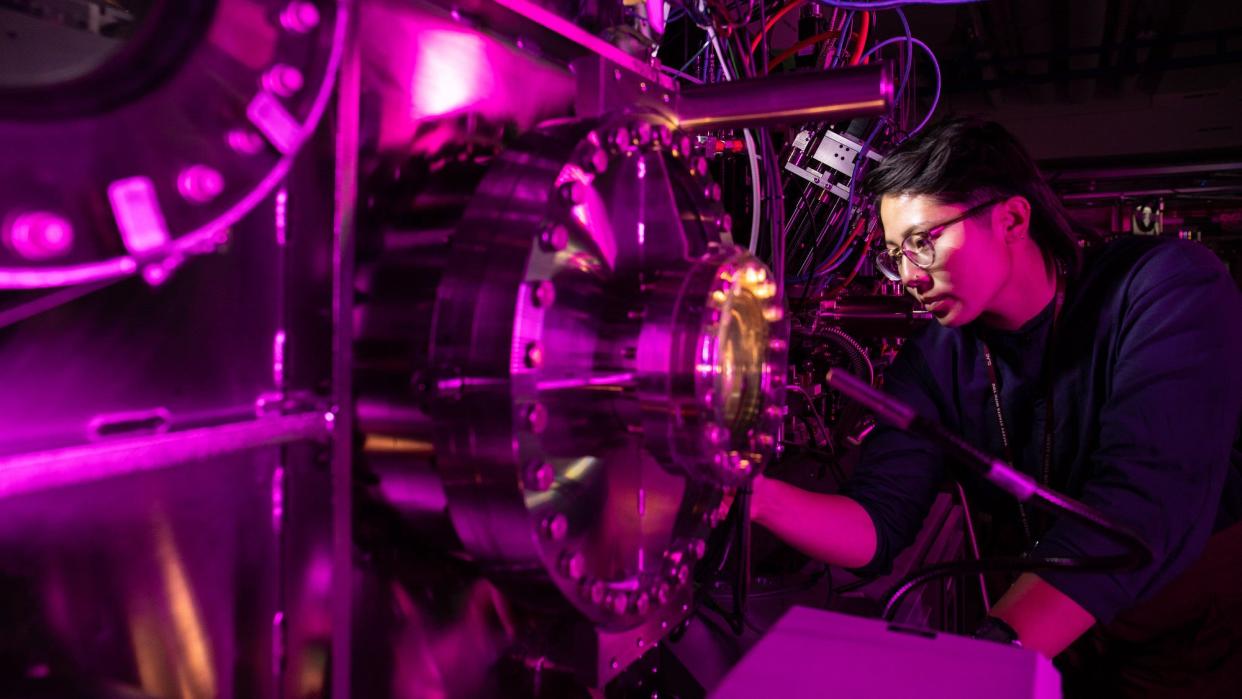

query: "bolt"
xmin=562 ymin=551 xmax=586 ymax=579
xmin=227 ymin=129 xmax=264 ymax=155
xmin=263 ymin=64 xmax=304 ymax=96
xmin=588 ymin=148 xmax=610 ymax=174
xmin=177 ymin=165 xmax=225 ymax=203
xmin=673 ymin=564 xmax=690 ymax=585
xmin=5 ymin=211 xmax=73 ymax=260
xmin=540 ymin=225 xmax=569 ymax=252
xmin=662 ymin=93 xmax=671 ymax=104
xmin=705 ymin=424 xmax=726 ymax=446
xmin=532 ymin=280 xmax=555 ymax=308
xmin=640 ymin=81 xmax=649 ymax=93
xmin=587 ymin=579 xmax=607 ymax=605
xmin=524 ymin=341 xmax=544 ymax=369
xmin=524 ymin=402 xmax=548 ymax=433
xmin=280 ymin=1 xmax=320 ymax=32
xmin=529 ymin=461 xmax=555 ymax=491
xmin=559 ymin=181 xmax=586 ymax=205
xmin=611 ymin=590 xmax=630 ymax=615
xmin=612 ymin=127 xmax=631 ymax=150
xmin=637 ymin=637 xmax=645 ymax=648
xmin=635 ymin=592 xmax=651 ymax=615
xmin=610 ymin=658 xmax=620 ymax=670
xmin=543 ymin=513 xmax=569 ymax=541
xmin=613 ymin=68 xmax=623 ymax=81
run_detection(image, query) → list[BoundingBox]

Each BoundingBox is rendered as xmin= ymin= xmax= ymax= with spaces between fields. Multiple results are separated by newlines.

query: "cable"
xmin=708 ymin=28 xmax=764 ymax=254
xmin=658 ymin=64 xmax=706 ymax=84
xmin=862 ymin=35 xmax=942 ymax=135
xmin=768 ymin=29 xmax=841 ymax=71
xmin=678 ymin=37 xmax=715 ymax=72
xmin=750 ymin=0 xmax=806 ymax=55
xmin=848 ymin=10 xmax=870 ymax=65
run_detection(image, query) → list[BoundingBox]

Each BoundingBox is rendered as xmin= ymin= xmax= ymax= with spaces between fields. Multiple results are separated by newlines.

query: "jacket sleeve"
xmin=1034 ymin=242 xmax=1242 ymax=624
xmin=841 ymin=340 xmax=948 ymax=576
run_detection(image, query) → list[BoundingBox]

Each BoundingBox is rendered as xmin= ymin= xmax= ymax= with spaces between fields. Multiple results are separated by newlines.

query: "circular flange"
xmin=0 ymin=0 xmax=345 ymax=288
xmin=423 ymin=117 xmax=788 ymax=630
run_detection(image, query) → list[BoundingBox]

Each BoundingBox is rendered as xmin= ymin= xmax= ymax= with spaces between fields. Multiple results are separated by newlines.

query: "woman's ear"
xmin=999 ymin=195 xmax=1032 ymax=243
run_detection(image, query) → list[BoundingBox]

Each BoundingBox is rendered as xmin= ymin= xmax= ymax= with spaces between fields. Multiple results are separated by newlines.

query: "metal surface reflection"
xmin=354 ymin=115 xmax=788 ymax=685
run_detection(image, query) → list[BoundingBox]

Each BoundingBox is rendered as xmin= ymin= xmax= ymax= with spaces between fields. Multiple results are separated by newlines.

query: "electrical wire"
xmin=768 ymin=30 xmax=842 ymax=71
xmin=848 ymin=10 xmax=871 ymax=65
xmin=708 ymin=28 xmax=764 ymax=254
xmin=658 ymin=64 xmax=706 ymax=84
xmin=679 ymin=37 xmax=715 ymax=71
xmin=750 ymin=0 xmax=806 ymax=55
xmin=862 ymin=35 xmax=942 ymax=135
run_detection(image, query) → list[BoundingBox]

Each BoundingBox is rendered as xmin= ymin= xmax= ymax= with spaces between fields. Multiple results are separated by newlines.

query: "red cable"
xmin=750 ymin=0 xmax=806 ymax=55
xmin=849 ymin=11 xmax=871 ymax=66
xmin=767 ymin=30 xmax=840 ymax=73
xmin=817 ymin=214 xmax=868 ymax=272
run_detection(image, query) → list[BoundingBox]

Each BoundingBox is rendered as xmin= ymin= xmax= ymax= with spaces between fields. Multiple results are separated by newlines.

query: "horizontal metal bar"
xmin=1061 ymin=184 xmax=1242 ymax=201
xmin=1048 ymin=161 xmax=1242 ymax=182
xmin=675 ymin=63 xmax=892 ymax=132
xmin=0 ymin=411 xmax=333 ymax=501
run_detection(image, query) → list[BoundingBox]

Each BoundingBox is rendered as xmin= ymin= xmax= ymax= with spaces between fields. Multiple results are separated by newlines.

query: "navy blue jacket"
xmin=843 ymin=236 xmax=1242 ymax=623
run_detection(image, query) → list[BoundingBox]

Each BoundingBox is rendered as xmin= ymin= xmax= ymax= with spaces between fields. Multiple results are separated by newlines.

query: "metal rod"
xmin=675 ymin=63 xmax=893 ymax=131
xmin=331 ymin=4 xmax=362 ymax=695
xmin=0 ymin=412 xmax=331 ymax=500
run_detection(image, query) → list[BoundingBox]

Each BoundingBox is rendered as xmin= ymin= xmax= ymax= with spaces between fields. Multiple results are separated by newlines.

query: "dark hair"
xmin=863 ymin=117 xmax=1099 ymax=272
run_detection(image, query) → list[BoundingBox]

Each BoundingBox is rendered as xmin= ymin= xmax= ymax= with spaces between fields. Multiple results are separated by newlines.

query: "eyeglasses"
xmin=874 ymin=197 xmax=1005 ymax=282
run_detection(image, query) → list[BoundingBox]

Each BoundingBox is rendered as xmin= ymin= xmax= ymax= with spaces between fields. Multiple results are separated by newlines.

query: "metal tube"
xmin=0 ymin=412 xmax=331 ymax=501
xmin=675 ymin=63 xmax=893 ymax=132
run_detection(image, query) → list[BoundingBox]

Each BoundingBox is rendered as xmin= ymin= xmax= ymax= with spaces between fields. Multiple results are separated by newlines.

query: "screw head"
xmin=612 ymin=127 xmax=631 ymax=150
xmin=524 ymin=402 xmax=548 ymax=433
xmin=586 ymin=579 xmax=607 ymax=604
xmin=588 ymin=148 xmax=610 ymax=174
xmin=4 ymin=211 xmax=73 ymax=260
xmin=263 ymin=64 xmax=305 ymax=96
xmin=541 ymin=225 xmax=569 ymax=252
xmin=611 ymin=590 xmax=630 ymax=615
xmin=635 ymin=592 xmax=651 ymax=615
xmin=559 ymin=181 xmax=587 ymax=205
xmin=280 ymin=1 xmax=320 ymax=32
xmin=227 ymin=129 xmax=264 ymax=155
xmin=562 ymin=551 xmax=586 ymax=579
xmin=524 ymin=341 xmax=544 ymax=369
xmin=691 ymin=539 xmax=707 ymax=559
xmin=543 ymin=513 xmax=568 ymax=541
xmin=531 ymin=280 xmax=556 ymax=308
xmin=177 ymin=165 xmax=225 ymax=203
xmin=704 ymin=424 xmax=726 ymax=446
xmin=529 ymin=461 xmax=555 ymax=491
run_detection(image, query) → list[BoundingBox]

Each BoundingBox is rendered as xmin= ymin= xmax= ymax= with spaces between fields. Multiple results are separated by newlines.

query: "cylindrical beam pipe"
xmin=674 ymin=62 xmax=893 ymax=132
